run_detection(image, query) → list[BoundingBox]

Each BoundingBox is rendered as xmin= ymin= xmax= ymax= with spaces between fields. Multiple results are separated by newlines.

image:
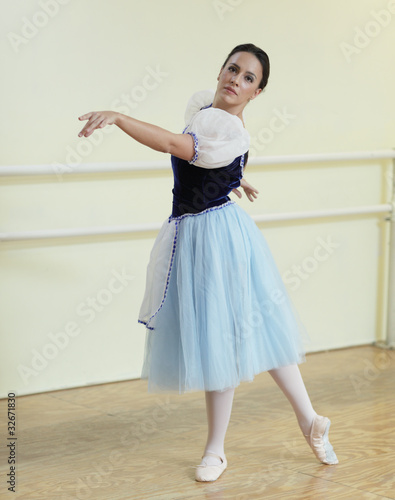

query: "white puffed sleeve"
xmin=184 ymin=89 xmax=216 ymax=126
xmin=183 ymin=91 xmax=250 ymax=169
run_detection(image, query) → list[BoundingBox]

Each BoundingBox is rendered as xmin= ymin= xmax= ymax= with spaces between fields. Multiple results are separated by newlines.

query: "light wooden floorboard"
xmin=0 ymin=345 xmax=394 ymax=499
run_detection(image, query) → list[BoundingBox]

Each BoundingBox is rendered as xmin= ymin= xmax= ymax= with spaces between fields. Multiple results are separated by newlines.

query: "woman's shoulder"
xmin=184 ymin=90 xmax=248 ymax=138
xmin=189 ymin=108 xmax=247 ymax=143
xmin=184 ymin=89 xmax=216 ymax=126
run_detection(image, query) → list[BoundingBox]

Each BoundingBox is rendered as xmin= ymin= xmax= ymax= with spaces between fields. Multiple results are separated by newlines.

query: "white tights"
xmin=201 ymin=364 xmax=317 ymax=466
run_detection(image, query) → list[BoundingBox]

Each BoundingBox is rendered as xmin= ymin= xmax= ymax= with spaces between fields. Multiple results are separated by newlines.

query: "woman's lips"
xmin=224 ymin=87 xmax=237 ymax=95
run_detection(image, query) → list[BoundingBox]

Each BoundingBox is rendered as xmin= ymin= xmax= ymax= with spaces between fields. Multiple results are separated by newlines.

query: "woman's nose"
xmin=231 ymin=74 xmax=240 ymax=85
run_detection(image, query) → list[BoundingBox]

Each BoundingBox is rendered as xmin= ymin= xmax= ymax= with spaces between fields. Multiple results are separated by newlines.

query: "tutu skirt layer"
xmin=138 ymin=201 xmax=307 ymax=394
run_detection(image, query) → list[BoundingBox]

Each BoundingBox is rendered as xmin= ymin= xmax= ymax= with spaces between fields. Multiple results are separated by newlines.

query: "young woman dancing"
xmin=78 ymin=43 xmax=338 ymax=482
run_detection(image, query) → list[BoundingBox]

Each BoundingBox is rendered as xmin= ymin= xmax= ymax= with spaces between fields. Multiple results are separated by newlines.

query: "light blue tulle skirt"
xmin=138 ymin=200 xmax=308 ymax=394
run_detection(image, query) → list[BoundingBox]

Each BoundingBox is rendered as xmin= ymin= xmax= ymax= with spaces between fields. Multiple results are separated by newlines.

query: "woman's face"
xmin=216 ymin=51 xmax=263 ymax=110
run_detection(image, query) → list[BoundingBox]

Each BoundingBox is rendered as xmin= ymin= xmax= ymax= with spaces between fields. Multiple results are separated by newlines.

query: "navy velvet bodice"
xmin=171 ymin=155 xmax=245 ymax=217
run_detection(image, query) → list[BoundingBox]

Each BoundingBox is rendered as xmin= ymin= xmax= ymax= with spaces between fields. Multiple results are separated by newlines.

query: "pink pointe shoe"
xmin=193 ymin=451 xmax=227 ymax=482
xmin=304 ymin=415 xmax=339 ymax=465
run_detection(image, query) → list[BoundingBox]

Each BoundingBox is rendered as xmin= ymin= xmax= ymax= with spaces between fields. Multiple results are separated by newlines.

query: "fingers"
xmin=246 ymin=182 xmax=259 ymax=195
xmin=246 ymin=189 xmax=258 ymax=202
xmin=77 ymin=112 xmax=100 ymax=137
xmin=78 ymin=112 xmax=94 ymax=121
xmin=78 ymin=112 xmax=92 ymax=137
xmin=84 ymin=116 xmax=103 ymax=137
xmin=232 ymin=186 xmax=259 ymax=201
xmin=78 ymin=113 xmax=102 ymax=137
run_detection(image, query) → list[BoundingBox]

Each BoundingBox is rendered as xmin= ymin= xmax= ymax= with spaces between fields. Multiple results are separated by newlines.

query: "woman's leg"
xmin=268 ymin=363 xmax=338 ymax=464
xmin=200 ymin=387 xmax=235 ymax=466
xmin=268 ymin=364 xmax=316 ymax=435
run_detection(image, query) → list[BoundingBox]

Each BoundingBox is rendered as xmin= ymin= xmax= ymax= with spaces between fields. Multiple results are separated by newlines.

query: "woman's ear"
xmin=250 ymin=88 xmax=263 ymax=100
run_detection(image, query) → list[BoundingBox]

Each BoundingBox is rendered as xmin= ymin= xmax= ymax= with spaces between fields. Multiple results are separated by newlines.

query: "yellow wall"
xmin=1 ymin=0 xmax=394 ymax=396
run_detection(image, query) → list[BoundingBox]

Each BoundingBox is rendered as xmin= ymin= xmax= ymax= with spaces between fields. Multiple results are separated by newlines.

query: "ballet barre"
xmin=0 ymin=148 xmax=394 ymax=241
xmin=0 ymin=148 xmax=394 ymax=176
xmin=1 ymin=148 xmax=394 ymax=347
xmin=0 ymin=203 xmax=392 ymax=242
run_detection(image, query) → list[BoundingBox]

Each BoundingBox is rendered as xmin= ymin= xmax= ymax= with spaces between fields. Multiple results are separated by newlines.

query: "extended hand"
xmin=78 ymin=111 xmax=119 ymax=137
xmin=232 ymin=178 xmax=259 ymax=202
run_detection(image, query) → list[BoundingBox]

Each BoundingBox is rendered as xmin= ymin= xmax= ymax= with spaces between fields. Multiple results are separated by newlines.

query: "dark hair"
xmin=222 ymin=43 xmax=270 ymax=90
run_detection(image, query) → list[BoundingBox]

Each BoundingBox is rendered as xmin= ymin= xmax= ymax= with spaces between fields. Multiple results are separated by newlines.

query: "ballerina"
xmin=78 ymin=43 xmax=338 ymax=483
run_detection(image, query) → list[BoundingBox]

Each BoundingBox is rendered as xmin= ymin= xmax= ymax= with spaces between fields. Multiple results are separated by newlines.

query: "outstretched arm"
xmin=78 ymin=111 xmax=195 ymax=161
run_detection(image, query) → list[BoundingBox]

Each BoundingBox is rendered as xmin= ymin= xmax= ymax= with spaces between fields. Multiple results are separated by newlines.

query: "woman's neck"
xmin=211 ymin=98 xmax=245 ymax=127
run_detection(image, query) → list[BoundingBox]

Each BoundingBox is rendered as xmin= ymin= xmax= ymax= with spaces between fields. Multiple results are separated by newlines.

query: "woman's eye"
xmin=229 ymin=66 xmax=236 ymax=72
xmin=246 ymin=76 xmax=253 ymax=83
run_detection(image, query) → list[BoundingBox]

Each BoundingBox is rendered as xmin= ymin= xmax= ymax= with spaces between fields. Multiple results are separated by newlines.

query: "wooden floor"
xmin=1 ymin=345 xmax=394 ymax=500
